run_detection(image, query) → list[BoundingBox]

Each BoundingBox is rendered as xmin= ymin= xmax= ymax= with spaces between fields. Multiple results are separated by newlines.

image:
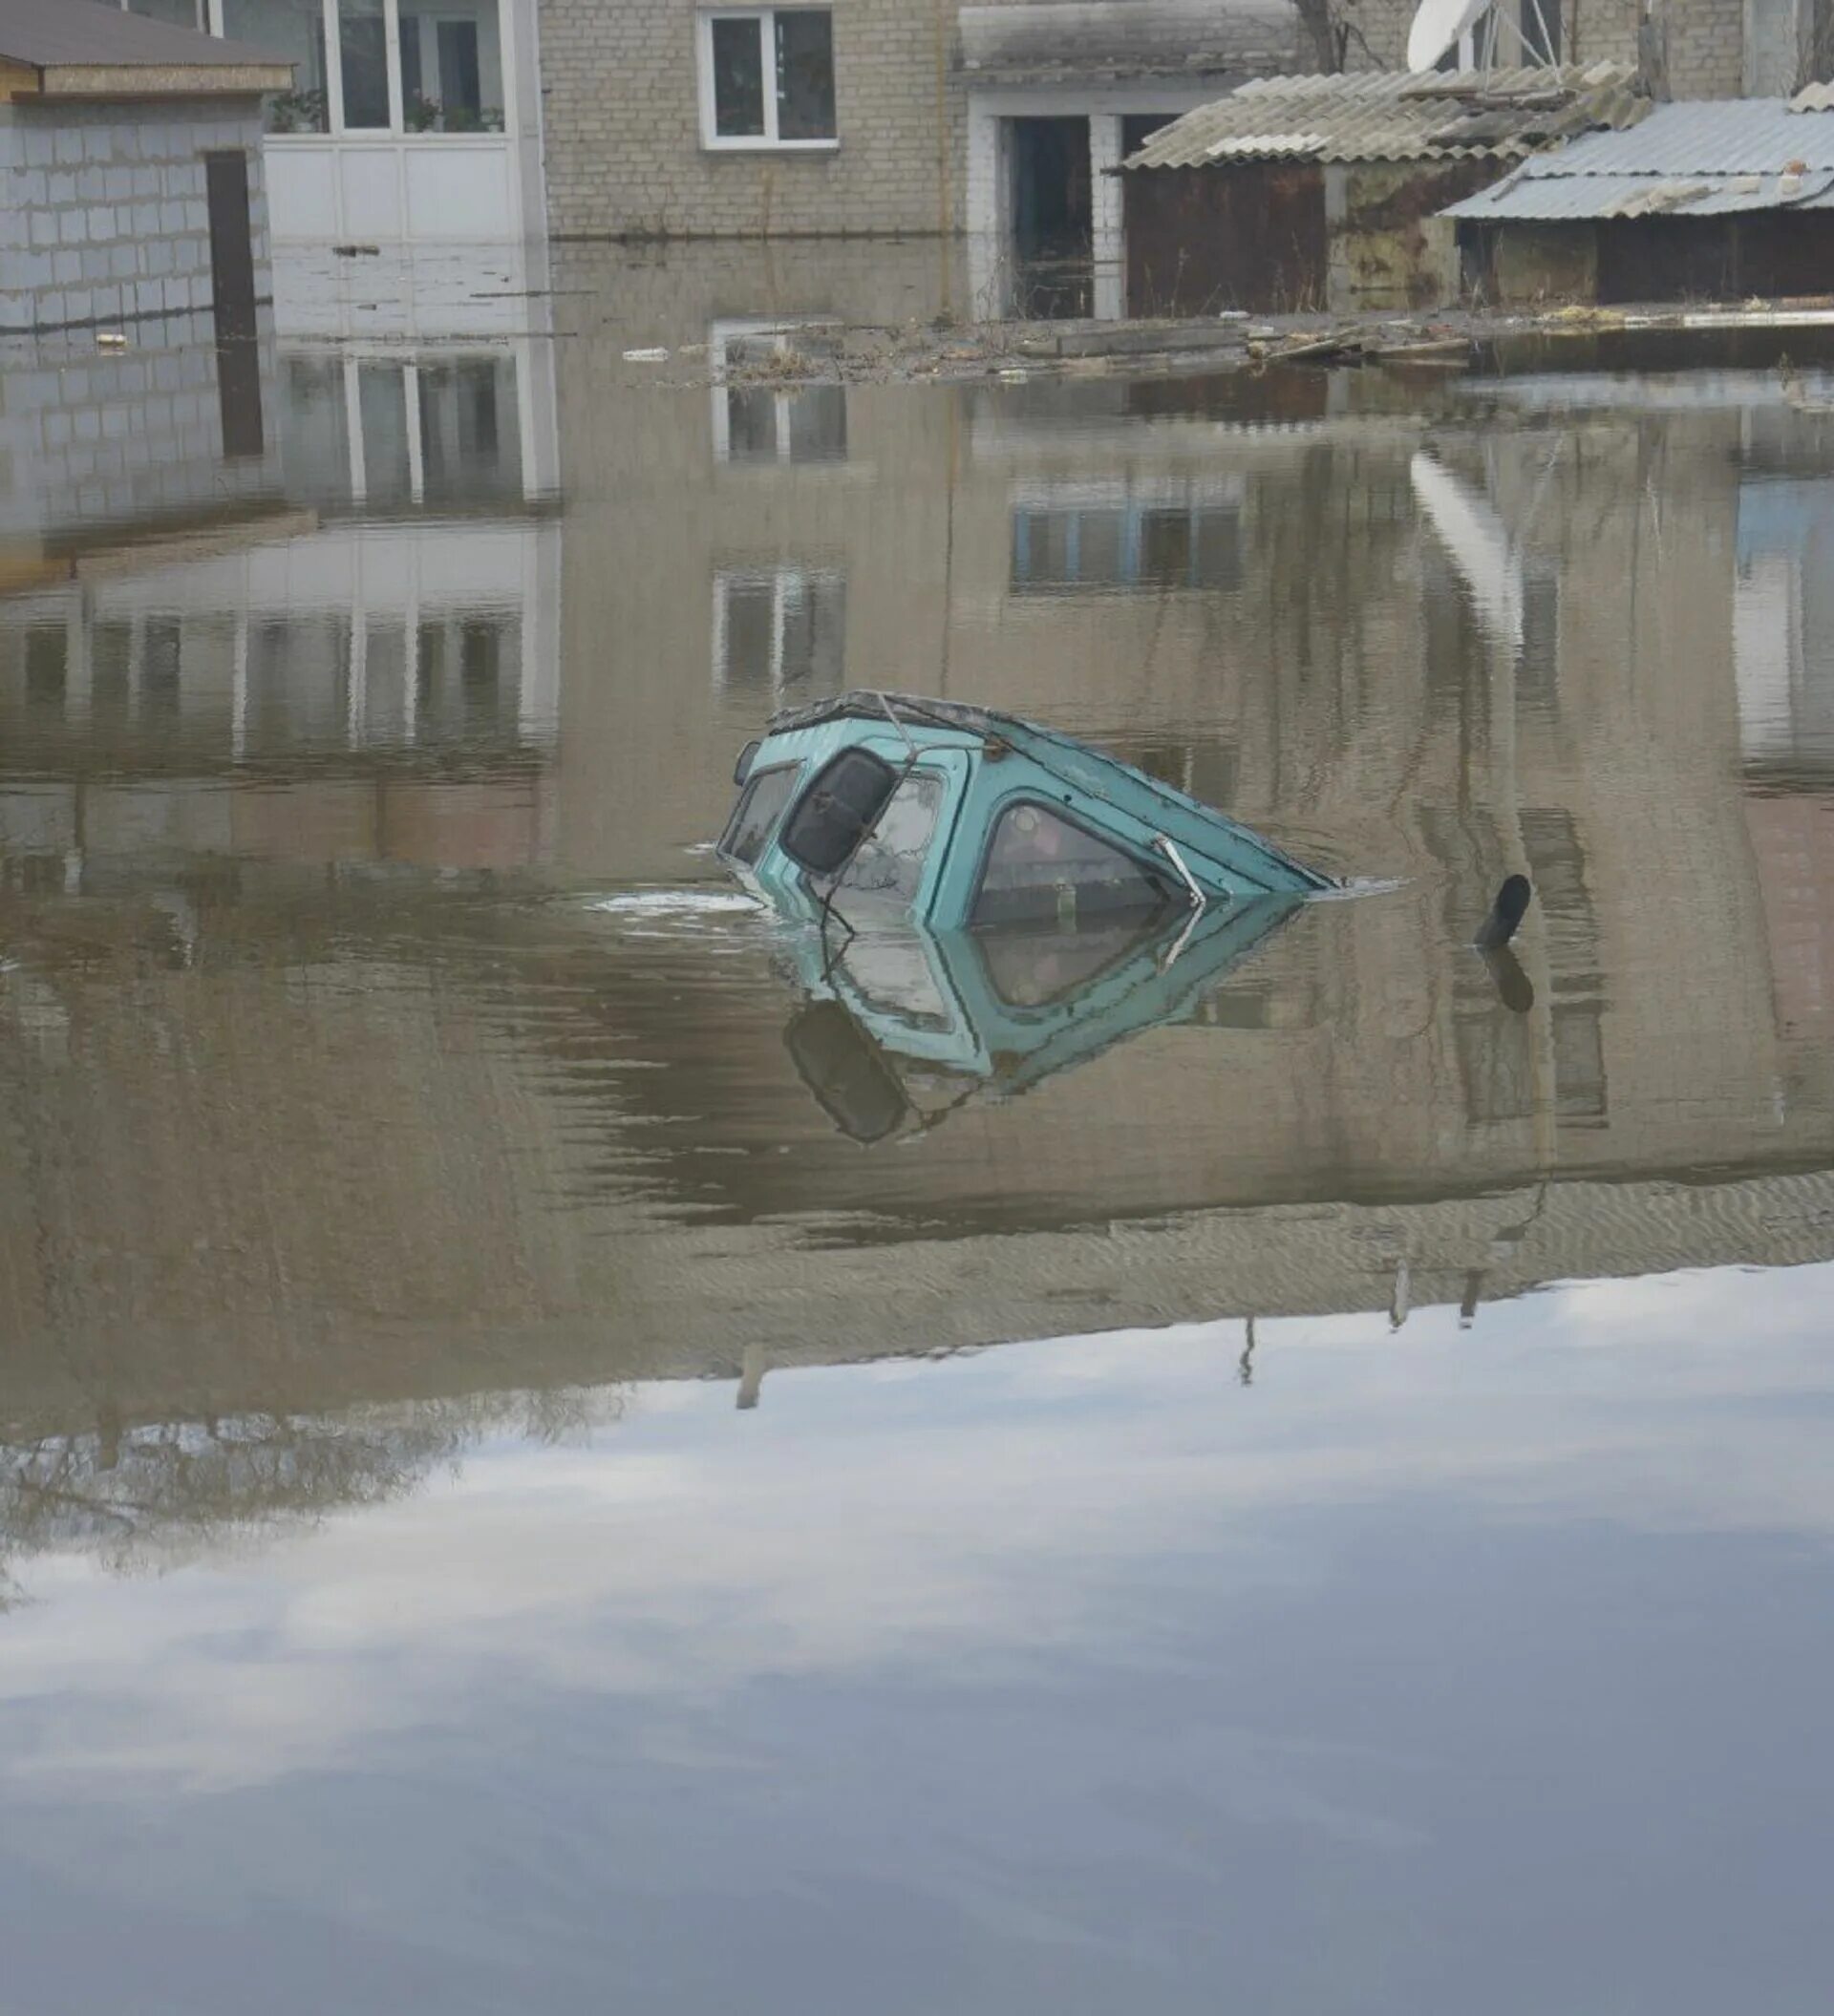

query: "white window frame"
xmin=711 ymin=563 xmax=844 ymax=701
xmin=695 ymin=8 xmax=838 ymax=153
xmin=183 ymin=0 xmax=513 ymax=141
xmin=708 ymin=316 xmax=844 ymax=464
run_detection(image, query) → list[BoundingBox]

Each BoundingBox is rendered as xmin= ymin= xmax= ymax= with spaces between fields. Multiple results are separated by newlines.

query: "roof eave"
xmin=23 ymin=60 xmax=292 ymax=98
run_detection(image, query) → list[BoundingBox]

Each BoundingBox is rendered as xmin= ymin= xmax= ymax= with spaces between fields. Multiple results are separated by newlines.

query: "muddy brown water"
xmin=5 ymin=317 xmax=1834 ymax=2014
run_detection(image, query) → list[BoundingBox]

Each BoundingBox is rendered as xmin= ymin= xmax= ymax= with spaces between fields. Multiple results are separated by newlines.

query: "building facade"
xmin=99 ymin=0 xmax=547 ymax=255
xmin=0 ymin=3 xmax=288 ymax=338
xmin=1352 ymin=0 xmax=1823 ymax=99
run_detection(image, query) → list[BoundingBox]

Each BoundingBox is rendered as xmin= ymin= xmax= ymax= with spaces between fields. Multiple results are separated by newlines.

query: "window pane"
xmin=276 ymin=356 xmax=352 ymax=503
xmin=785 ymin=384 xmax=847 ymax=463
xmin=718 ymin=577 xmax=778 ymax=690
xmin=776 ymin=10 xmax=835 ymax=139
xmin=777 ymin=573 xmax=844 ymax=692
xmin=719 ymin=764 xmax=800 ymax=865
xmin=339 ymin=0 xmax=392 ymax=130
xmin=399 ymin=0 xmax=505 ymax=132
xmin=978 ymin=916 xmax=1159 ymax=1010
xmin=357 ymin=363 xmax=411 ymax=503
xmin=972 ymin=804 xmax=1168 ymax=927
xmin=225 ymin=0 xmax=330 ymax=133
xmin=25 ymin=626 xmax=66 ymax=715
xmin=417 ymin=356 xmax=522 ymax=501
xmin=127 ymin=0 xmax=205 ymax=27
xmin=838 ymin=773 xmax=945 ymax=913
xmin=724 ymin=386 xmax=779 ymax=461
xmin=711 ymin=15 xmax=766 ymax=138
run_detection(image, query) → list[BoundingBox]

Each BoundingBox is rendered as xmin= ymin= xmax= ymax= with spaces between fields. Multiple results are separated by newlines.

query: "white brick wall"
xmin=0 ymin=98 xmax=271 ymax=335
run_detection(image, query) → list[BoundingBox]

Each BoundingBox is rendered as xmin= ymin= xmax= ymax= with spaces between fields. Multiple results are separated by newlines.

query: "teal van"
xmin=716 ymin=691 xmax=1333 ymax=931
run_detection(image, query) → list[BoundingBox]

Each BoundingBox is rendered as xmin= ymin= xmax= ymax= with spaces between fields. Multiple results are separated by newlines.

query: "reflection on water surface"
xmin=5 ymin=272 xmax=1834 ymax=2012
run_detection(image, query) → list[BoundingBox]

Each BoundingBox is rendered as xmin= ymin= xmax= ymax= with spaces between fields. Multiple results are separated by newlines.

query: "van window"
xmin=719 ymin=763 xmax=800 ymax=864
xmin=971 ymin=801 xmax=1168 ymax=927
xmin=836 ymin=771 xmax=946 ymax=912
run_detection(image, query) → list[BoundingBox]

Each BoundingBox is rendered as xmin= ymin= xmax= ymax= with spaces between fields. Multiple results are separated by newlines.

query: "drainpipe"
xmin=1638 ymin=0 xmax=1673 ymax=100
xmin=934 ymin=0 xmax=955 ymax=312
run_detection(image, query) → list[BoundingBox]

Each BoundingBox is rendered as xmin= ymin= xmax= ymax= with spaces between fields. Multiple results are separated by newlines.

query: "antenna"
xmin=1406 ymin=0 xmax=1498 ymax=74
xmin=1406 ymin=0 xmax=1561 ymax=73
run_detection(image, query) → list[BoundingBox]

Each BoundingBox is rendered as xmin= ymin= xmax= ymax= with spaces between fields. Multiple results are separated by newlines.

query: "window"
xmin=338 ymin=0 xmax=390 ymax=129
xmin=223 ymin=0 xmax=331 ymax=132
xmin=399 ymin=0 xmax=505 ymax=130
xmin=219 ymin=0 xmax=508 ymax=138
xmin=24 ymin=627 xmax=66 ymax=715
xmin=711 ymin=320 xmax=847 ymax=465
xmin=713 ymin=566 xmax=845 ymax=700
xmin=976 ymin=914 xmax=1162 ymax=1011
xmin=1518 ymin=566 xmax=1559 ymax=707
xmin=125 ymin=0 xmax=206 ymax=26
xmin=698 ymin=9 xmax=836 ymax=149
xmin=971 ymin=802 xmax=1169 ymax=928
xmin=719 ymin=763 xmax=801 ymax=865
xmin=1010 ymin=498 xmax=1241 ymax=593
xmin=836 ymin=773 xmax=946 ymax=914
xmin=418 ymin=355 xmax=521 ymax=499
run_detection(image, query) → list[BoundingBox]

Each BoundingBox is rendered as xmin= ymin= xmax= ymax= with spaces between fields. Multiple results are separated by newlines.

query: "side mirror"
xmin=783 ymin=1000 xmax=908 ymax=1143
xmin=733 ymin=738 xmax=760 ymax=787
xmin=778 ymin=747 xmax=899 ymax=877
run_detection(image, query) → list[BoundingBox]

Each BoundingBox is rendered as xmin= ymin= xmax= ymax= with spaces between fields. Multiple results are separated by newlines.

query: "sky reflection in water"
xmin=6 ymin=1263 xmax=1834 ymax=2015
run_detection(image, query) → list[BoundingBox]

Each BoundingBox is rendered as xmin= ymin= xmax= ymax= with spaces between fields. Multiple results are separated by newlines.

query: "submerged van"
xmin=715 ymin=691 xmax=1333 ymax=929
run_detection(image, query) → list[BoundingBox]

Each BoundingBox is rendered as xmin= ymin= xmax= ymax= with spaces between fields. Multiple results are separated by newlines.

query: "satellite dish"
xmin=1406 ymin=0 xmax=1496 ymax=73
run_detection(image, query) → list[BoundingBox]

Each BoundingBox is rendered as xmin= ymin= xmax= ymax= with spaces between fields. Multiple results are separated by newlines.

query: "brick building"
xmin=535 ymin=0 xmax=1304 ymax=310
xmin=1350 ymin=0 xmax=1818 ymax=98
xmin=0 ymin=0 xmax=287 ymax=337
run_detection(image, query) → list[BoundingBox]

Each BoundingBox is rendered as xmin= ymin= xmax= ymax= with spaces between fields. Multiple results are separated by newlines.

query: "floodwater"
xmin=5 ymin=266 xmax=1834 ymax=2013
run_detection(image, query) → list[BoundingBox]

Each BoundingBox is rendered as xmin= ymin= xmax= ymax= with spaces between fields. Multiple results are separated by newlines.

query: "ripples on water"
xmin=4 ymin=290 xmax=1834 ymax=2012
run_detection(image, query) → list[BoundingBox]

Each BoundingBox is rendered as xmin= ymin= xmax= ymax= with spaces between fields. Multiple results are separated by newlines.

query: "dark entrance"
xmin=1009 ymin=116 xmax=1093 ymax=319
xmin=204 ymin=149 xmax=264 ymax=459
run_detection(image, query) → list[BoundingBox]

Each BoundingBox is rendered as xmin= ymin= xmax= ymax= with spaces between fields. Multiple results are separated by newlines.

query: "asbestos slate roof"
xmin=1445 ymin=96 xmax=1834 ymax=220
xmin=1122 ymin=62 xmax=1648 ymax=169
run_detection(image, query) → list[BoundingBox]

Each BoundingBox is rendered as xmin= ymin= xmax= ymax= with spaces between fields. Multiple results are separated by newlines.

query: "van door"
xmin=824 ymin=744 xmax=971 ymax=925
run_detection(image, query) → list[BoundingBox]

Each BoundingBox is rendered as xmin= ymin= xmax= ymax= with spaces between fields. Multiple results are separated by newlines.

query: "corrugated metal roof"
xmin=1447 ymin=165 xmax=1834 ymax=218
xmin=0 ymin=0 xmax=285 ymax=71
xmin=1503 ymin=95 xmax=1834 ymax=174
xmin=1442 ymin=97 xmax=1834 ymax=219
xmin=1123 ymin=62 xmax=1647 ymax=169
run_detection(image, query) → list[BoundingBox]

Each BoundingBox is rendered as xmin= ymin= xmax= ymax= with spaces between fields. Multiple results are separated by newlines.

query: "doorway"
xmin=1008 ymin=117 xmax=1093 ymax=318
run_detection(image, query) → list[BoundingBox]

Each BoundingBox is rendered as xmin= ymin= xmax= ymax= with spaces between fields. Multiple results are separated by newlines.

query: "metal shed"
xmin=1120 ymin=63 xmax=1648 ymax=318
xmin=1444 ymin=94 xmax=1834 ymax=304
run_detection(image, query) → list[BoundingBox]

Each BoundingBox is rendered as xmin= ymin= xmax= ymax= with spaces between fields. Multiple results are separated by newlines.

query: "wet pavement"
xmin=5 ymin=262 xmax=1834 ymax=2013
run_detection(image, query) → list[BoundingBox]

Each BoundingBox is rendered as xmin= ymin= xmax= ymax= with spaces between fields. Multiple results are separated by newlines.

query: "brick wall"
xmin=539 ymin=0 xmax=960 ymax=237
xmin=0 ymin=309 xmax=281 ymax=541
xmin=0 ymin=97 xmax=271 ymax=336
xmin=1352 ymin=0 xmax=1744 ymax=93
xmin=1660 ymin=0 xmax=1748 ymax=95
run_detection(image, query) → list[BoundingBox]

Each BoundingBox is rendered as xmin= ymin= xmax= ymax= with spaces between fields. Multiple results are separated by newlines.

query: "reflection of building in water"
xmin=0 ymin=327 xmax=563 ymax=877
xmin=1009 ymin=478 xmax=1244 ymax=593
xmin=1735 ymin=468 xmax=1834 ymax=773
xmin=0 ymin=310 xmax=286 ymax=567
